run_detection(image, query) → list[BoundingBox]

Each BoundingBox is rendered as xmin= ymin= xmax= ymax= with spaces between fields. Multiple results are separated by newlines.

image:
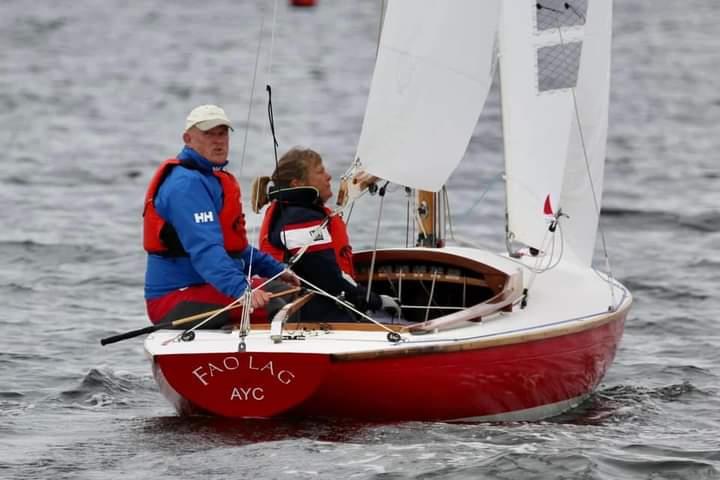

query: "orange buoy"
xmin=290 ymin=0 xmax=316 ymax=6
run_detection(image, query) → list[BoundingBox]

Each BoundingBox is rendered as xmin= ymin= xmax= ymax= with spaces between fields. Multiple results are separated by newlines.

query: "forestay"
xmin=355 ymin=0 xmax=501 ymax=192
xmin=500 ymin=0 xmax=612 ymax=267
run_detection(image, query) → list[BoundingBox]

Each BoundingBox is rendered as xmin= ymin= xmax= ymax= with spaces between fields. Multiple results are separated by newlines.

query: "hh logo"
xmin=194 ymin=211 xmax=214 ymax=223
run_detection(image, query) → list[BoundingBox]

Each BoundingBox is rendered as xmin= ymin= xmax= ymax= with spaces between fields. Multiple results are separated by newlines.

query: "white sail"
xmin=355 ymin=0 xmax=501 ymax=192
xmin=558 ymin=1 xmax=613 ymax=266
xmin=500 ymin=0 xmax=611 ymax=267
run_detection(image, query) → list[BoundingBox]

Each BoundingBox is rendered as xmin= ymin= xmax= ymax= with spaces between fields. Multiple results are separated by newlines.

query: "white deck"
xmin=145 ymin=248 xmax=631 ymax=358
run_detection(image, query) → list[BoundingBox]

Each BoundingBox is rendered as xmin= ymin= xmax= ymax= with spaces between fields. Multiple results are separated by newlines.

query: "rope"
xmin=237 ymin=243 xmax=256 ymax=348
xmin=405 ymin=187 xmax=412 ymax=248
xmin=267 ymin=0 xmax=279 ymax=79
xmin=442 ymin=186 xmax=452 ymax=243
xmin=239 ymin=3 xmax=270 ymax=176
xmin=458 ymin=173 xmax=503 ymax=219
xmin=424 ymin=269 xmax=438 ymax=322
xmin=365 ymin=181 xmax=389 ymax=304
xmin=267 ymin=86 xmax=280 ymax=170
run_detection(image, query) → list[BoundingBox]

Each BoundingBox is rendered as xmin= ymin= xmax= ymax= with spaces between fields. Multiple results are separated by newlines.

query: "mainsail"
xmin=500 ymin=0 xmax=612 ymax=266
xmin=355 ymin=0 xmax=501 ymax=192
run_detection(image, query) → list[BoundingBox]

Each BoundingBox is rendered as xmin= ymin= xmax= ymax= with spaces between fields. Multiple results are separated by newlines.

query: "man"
xmin=143 ymin=104 xmax=297 ymax=326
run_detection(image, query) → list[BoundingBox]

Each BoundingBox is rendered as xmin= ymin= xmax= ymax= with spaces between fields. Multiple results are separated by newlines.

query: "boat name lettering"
xmin=191 ymin=355 xmax=295 ymax=386
xmin=230 ymin=386 xmax=265 ymax=401
xmin=248 ymin=355 xmax=295 ymax=385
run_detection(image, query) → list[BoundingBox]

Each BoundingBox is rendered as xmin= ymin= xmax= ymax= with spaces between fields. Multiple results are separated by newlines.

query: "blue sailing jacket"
xmin=144 ymin=147 xmax=285 ymax=299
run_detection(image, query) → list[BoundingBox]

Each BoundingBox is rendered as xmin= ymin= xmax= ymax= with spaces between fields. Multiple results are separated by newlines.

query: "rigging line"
xmin=239 ymin=3 xmax=270 ymax=176
xmin=443 ymin=186 xmax=454 ymax=242
xmin=525 ymin=230 xmax=549 ymax=291
xmin=267 ymin=85 xmax=280 ymax=169
xmin=238 ymin=243 xmax=256 ymax=343
xmin=343 ymin=201 xmax=355 ymax=226
xmin=591 ymin=266 xmax=622 ymax=310
xmin=514 ymin=216 xmax=566 ymax=295
xmin=457 ymin=173 xmax=503 ymax=218
xmin=412 ymin=191 xmax=418 ymax=242
xmin=405 ymin=187 xmax=412 ymax=248
xmin=531 ymin=220 xmax=565 ymax=275
xmin=416 ymin=278 xmax=440 ymax=308
xmin=265 ymin=0 xmax=281 ymax=175
xmin=266 ymin=0 xmax=279 ymax=79
xmin=365 ymin=181 xmax=390 ymax=304
xmin=542 ymin=221 xmax=565 ymax=271
xmin=238 ymin=289 xmax=252 ymax=349
xmin=436 ymin=191 xmax=444 ymax=244
xmin=591 ymin=268 xmax=624 ymax=311
xmin=424 ymin=269 xmax=438 ymax=323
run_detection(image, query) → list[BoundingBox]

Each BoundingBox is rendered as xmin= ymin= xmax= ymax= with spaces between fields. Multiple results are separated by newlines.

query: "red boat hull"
xmin=153 ymin=313 xmax=625 ymax=421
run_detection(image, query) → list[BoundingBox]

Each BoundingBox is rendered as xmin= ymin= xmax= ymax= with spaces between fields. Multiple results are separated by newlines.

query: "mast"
xmin=415 ymin=190 xmax=436 ymax=247
xmin=415 ymin=189 xmax=447 ymax=248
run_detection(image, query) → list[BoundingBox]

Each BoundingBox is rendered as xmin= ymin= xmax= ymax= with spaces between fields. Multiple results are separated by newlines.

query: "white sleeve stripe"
xmin=281 ymin=225 xmax=333 ymax=250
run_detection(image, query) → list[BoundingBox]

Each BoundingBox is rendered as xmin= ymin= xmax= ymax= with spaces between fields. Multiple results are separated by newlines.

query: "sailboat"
xmin=143 ymin=0 xmax=632 ymax=422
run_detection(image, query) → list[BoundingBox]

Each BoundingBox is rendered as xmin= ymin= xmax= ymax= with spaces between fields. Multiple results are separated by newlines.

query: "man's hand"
xmin=279 ymin=270 xmax=301 ymax=287
xmin=248 ymin=289 xmax=273 ymax=310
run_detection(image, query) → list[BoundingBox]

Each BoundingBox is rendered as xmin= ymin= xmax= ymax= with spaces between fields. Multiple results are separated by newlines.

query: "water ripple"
xmin=602 ymin=207 xmax=720 ymax=233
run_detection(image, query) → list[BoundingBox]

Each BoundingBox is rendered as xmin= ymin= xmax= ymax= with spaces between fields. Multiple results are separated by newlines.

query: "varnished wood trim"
xmin=330 ymin=302 xmax=630 ymax=362
xmin=354 ymin=271 xmax=490 ymax=288
xmin=271 ymin=322 xmax=407 ymax=333
xmin=352 ymin=249 xmax=510 ymax=294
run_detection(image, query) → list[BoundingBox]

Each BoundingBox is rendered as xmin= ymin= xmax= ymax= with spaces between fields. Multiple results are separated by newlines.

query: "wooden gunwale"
xmin=330 ymin=302 xmax=629 ymax=361
xmin=243 ymin=301 xmax=629 ymax=362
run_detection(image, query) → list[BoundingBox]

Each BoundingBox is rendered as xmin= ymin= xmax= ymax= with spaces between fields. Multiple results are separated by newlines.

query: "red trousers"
xmin=146 ymin=281 xmax=270 ymax=326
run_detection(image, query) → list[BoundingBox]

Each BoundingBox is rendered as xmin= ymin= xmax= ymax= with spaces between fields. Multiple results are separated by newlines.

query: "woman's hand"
xmin=279 ymin=270 xmax=301 ymax=287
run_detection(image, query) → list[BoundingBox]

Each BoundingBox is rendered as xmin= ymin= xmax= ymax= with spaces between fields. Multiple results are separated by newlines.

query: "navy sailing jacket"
xmin=267 ymin=192 xmax=381 ymax=322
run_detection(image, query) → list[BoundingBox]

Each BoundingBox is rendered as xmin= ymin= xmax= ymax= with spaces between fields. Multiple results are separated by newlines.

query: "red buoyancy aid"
xmin=258 ymin=201 xmax=355 ymax=278
xmin=143 ymin=158 xmax=249 ymax=255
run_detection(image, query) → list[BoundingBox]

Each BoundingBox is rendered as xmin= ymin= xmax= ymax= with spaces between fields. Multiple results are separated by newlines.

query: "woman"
xmin=251 ymin=147 xmax=399 ymax=322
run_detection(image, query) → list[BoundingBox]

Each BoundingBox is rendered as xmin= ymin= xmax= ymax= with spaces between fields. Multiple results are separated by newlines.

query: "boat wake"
xmin=56 ymin=367 xmax=154 ymax=409
xmin=558 ymin=381 xmax=706 ymax=426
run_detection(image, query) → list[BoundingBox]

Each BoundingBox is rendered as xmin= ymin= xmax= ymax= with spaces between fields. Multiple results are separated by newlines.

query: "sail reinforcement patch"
xmin=537 ymin=42 xmax=582 ymax=92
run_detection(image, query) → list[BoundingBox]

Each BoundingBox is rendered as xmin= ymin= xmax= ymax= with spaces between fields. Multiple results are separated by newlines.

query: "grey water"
xmin=1 ymin=0 xmax=719 ymax=478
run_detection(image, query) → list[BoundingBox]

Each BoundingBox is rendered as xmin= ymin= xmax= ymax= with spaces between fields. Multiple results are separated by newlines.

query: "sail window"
xmin=537 ymin=42 xmax=582 ymax=92
xmin=536 ymin=0 xmax=587 ymax=31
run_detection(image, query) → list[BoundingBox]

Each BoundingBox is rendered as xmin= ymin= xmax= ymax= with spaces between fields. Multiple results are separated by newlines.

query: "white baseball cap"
xmin=184 ymin=104 xmax=234 ymax=132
